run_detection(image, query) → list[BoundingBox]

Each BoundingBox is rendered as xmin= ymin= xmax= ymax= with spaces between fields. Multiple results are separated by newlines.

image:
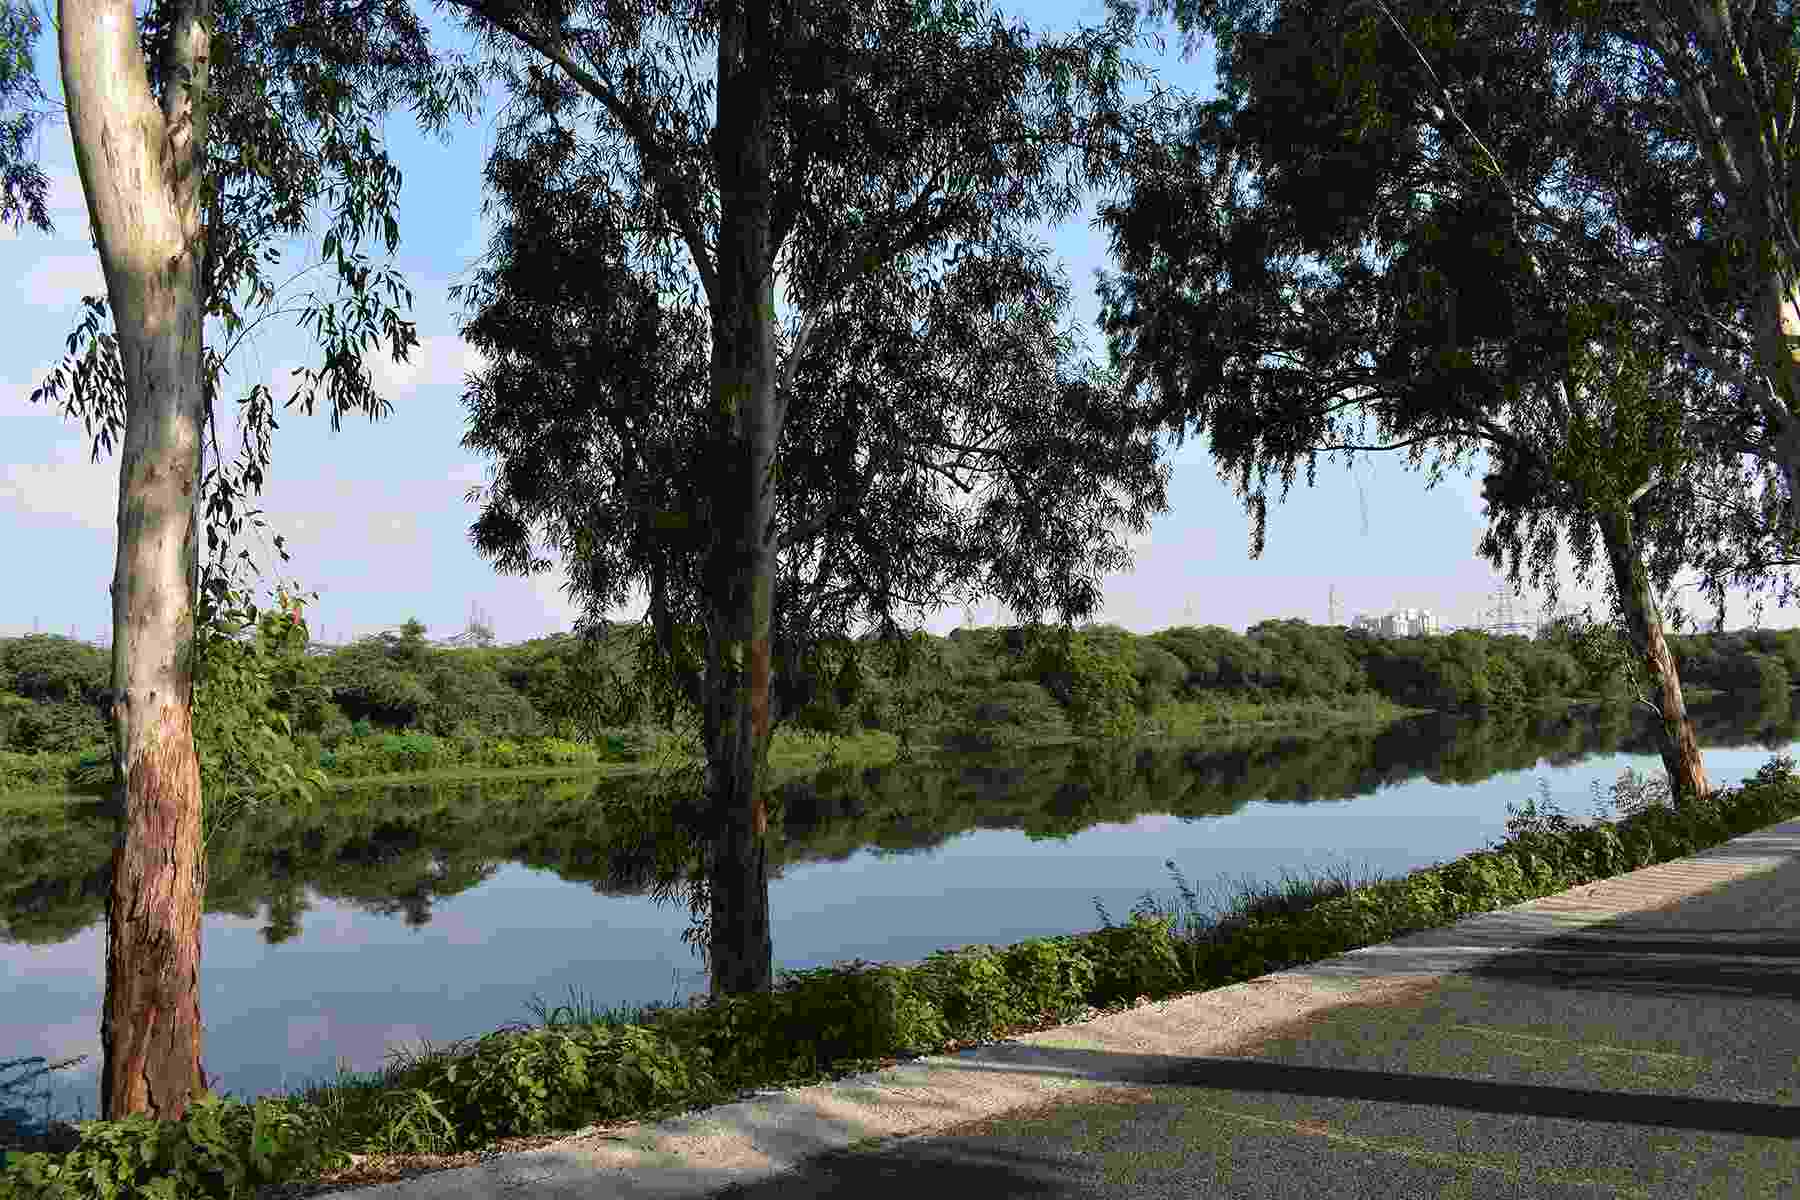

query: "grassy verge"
xmin=6 ymin=756 xmax=1796 ymax=1200
xmin=1142 ymin=692 xmax=1432 ymax=735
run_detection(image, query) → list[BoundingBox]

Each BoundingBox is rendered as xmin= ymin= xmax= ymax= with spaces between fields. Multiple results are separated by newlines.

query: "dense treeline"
xmin=2 ymin=617 xmax=1795 ymax=774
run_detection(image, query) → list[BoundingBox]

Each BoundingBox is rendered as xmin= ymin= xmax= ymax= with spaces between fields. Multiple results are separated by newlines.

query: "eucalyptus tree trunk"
xmin=700 ymin=8 xmax=781 ymax=999
xmin=1595 ymin=503 xmax=1711 ymax=807
xmin=1642 ymin=0 xmax=1800 ymax=539
xmin=1750 ymin=271 xmax=1800 ymax=525
xmin=60 ymin=0 xmax=214 ymax=1119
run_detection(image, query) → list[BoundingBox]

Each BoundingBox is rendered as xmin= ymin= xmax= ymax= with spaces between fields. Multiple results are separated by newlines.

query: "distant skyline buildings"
xmin=1350 ymin=607 xmax=1441 ymax=637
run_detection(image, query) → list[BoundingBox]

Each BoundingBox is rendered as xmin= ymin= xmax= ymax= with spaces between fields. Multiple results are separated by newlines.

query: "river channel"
xmin=5 ymin=693 xmax=1799 ymax=1123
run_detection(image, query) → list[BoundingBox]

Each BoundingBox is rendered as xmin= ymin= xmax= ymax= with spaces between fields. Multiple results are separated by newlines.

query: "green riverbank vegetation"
xmin=5 ymin=756 xmax=1797 ymax=1198
xmin=5 ymin=616 xmax=1796 ymax=797
xmin=15 ymin=698 xmax=1793 ymax=949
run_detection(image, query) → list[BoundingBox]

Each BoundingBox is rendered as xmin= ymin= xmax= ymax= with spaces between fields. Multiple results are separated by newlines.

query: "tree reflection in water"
xmin=2 ymin=691 xmax=1796 ymax=949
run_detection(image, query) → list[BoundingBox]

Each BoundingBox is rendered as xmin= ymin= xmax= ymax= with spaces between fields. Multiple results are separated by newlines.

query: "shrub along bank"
xmin=0 ymin=731 xmax=629 ymax=796
xmin=5 ymin=757 xmax=1797 ymax=1200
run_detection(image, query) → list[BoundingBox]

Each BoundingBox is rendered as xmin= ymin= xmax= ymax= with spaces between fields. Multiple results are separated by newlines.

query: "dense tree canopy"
xmin=1127 ymin=0 xmax=1800 ymax=590
xmin=7 ymin=620 xmax=1794 ymax=775
xmin=1133 ymin=0 xmax=1800 ymax=572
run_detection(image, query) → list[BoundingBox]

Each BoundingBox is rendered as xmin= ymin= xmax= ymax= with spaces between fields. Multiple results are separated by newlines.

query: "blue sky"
xmin=2 ymin=0 xmax=1782 ymax=648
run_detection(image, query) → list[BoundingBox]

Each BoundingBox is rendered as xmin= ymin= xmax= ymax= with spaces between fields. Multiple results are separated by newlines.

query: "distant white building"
xmin=1351 ymin=607 xmax=1439 ymax=637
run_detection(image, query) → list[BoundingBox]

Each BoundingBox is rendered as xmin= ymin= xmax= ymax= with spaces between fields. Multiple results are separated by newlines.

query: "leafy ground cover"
xmin=4 ymin=757 xmax=1794 ymax=1200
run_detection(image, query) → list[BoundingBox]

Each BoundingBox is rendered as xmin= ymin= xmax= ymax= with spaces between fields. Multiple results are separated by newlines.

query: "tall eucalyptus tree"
xmin=443 ymin=0 xmax=1177 ymax=995
xmin=1096 ymin=0 xmax=1748 ymax=801
xmin=40 ymin=0 xmax=488 ymax=1119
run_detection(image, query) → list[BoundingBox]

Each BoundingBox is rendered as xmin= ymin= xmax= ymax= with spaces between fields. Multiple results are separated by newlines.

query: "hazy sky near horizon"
xmin=2 ymin=0 xmax=1787 ymax=647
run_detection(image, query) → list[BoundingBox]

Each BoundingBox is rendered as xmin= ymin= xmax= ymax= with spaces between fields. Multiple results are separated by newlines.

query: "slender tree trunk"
xmin=702 ymin=4 xmax=780 ymax=999
xmin=1749 ymin=268 xmax=1800 ymax=535
xmin=61 ymin=0 xmax=215 ymax=1118
xmin=1594 ymin=503 xmax=1711 ymax=807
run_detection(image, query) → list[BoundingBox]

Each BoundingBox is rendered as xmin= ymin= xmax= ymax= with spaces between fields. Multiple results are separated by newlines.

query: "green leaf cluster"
xmin=190 ymin=583 xmax=331 ymax=845
xmin=0 ymin=0 xmax=51 ymax=235
xmin=1029 ymin=630 xmax=1140 ymax=739
xmin=0 ymin=1093 xmax=344 ymax=1200
xmin=0 ymin=638 xmax=109 ymax=755
xmin=421 ymin=1023 xmax=717 ymax=1142
xmin=944 ymin=680 xmax=1070 ymax=751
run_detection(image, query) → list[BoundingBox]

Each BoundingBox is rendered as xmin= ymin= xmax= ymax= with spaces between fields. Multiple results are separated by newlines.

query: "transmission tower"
xmin=444 ymin=599 xmax=498 ymax=648
xmin=1535 ymin=598 xmax=1573 ymax=637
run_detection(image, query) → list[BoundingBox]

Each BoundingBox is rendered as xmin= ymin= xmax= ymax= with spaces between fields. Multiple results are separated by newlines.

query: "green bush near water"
xmin=0 ymin=753 xmax=81 ymax=795
xmin=315 ymin=731 xmax=619 ymax=777
xmin=8 ymin=756 xmax=1798 ymax=1200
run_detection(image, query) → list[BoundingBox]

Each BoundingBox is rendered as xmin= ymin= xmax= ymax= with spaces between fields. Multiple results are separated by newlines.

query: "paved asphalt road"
xmin=704 ymin=827 xmax=1800 ymax=1200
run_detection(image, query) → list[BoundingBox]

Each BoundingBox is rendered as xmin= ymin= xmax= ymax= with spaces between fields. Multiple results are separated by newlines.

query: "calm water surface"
xmin=5 ymin=695 xmax=1798 ymax=1121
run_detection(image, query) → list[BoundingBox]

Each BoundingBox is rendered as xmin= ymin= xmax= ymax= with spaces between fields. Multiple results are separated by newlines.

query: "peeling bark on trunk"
xmin=702 ymin=7 xmax=781 ymax=999
xmin=102 ymin=703 xmax=208 ymax=1118
xmin=1595 ymin=503 xmax=1712 ymax=807
xmin=61 ymin=0 xmax=215 ymax=1118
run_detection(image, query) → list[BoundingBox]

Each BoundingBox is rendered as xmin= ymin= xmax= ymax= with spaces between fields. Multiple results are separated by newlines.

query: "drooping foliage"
xmin=0 ymin=0 xmax=53 ymax=234
xmin=1122 ymin=0 xmax=1800 ymax=603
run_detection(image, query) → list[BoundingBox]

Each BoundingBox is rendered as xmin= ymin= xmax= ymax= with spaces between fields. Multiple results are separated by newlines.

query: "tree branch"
xmin=440 ymin=0 xmax=720 ymax=309
xmin=814 ymin=157 xmax=969 ymax=308
xmin=772 ymin=309 xmax=820 ymax=434
xmin=777 ymin=494 xmax=846 ymax=551
xmin=794 ymin=535 xmax=838 ymax=634
xmin=902 ymin=450 xmax=980 ymax=494
xmin=1314 ymin=434 xmax=1446 ymax=452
